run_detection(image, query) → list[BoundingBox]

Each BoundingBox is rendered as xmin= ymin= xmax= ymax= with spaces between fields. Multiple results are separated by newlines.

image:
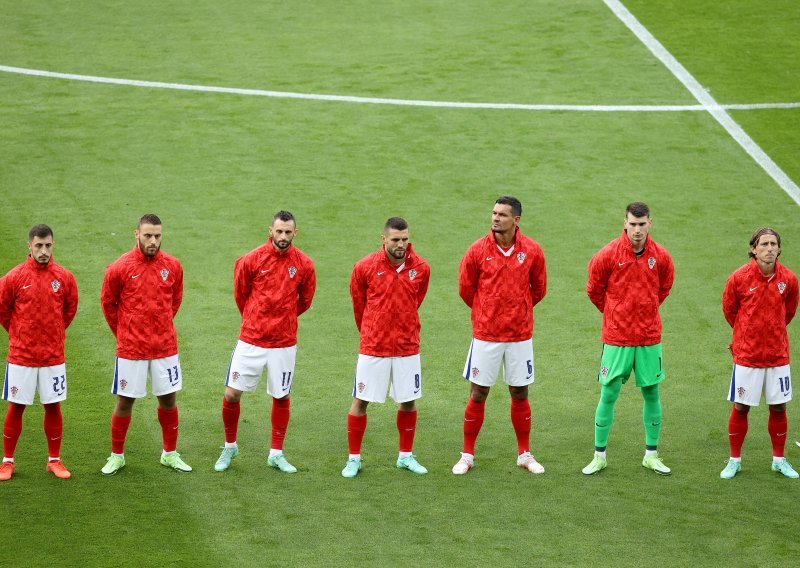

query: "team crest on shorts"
xmin=51 ymin=280 xmax=61 ymax=292
xmin=357 ymin=382 xmax=366 ymax=393
xmin=517 ymin=252 xmax=526 ymax=264
xmin=119 ymin=379 xmax=128 ymax=391
xmin=737 ymin=386 xmax=746 ymax=398
xmin=600 ymin=366 xmax=609 ymax=378
xmin=160 ymin=268 xmax=169 ymax=281
xmin=409 ymin=269 xmax=417 ymax=281
xmin=778 ymin=281 xmax=786 ymax=294
xmin=10 ymin=386 xmax=19 ymax=398
xmin=231 ymin=371 xmax=240 ymax=383
xmin=288 ymin=266 xmax=297 ymax=279
xmin=471 ymin=367 xmax=480 ymax=378
xmin=648 ymin=257 xmax=656 ymax=269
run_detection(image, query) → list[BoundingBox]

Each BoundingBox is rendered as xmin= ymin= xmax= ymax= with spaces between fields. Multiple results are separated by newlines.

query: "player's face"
xmin=751 ymin=234 xmax=780 ymax=266
xmin=491 ymin=204 xmax=519 ymax=235
xmin=135 ymin=223 xmax=162 ymax=257
xmin=624 ymin=213 xmax=651 ymax=251
xmin=382 ymin=228 xmax=409 ymax=265
xmin=270 ymin=220 xmax=297 ymax=252
xmin=28 ymin=235 xmax=53 ymax=265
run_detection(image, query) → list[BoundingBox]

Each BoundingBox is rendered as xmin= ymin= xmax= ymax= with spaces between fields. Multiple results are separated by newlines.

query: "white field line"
xmin=1 ymin=64 xmax=799 ymax=113
xmin=605 ymin=0 xmax=800 ymax=206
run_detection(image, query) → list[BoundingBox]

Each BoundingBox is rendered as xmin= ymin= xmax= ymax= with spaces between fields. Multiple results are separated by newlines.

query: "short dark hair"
xmin=28 ymin=224 xmax=53 ymax=241
xmin=495 ymin=196 xmax=522 ymax=217
xmin=625 ymin=202 xmax=650 ymax=218
xmin=384 ymin=217 xmax=408 ymax=231
xmin=749 ymin=227 xmax=781 ymax=258
xmin=272 ymin=210 xmax=296 ymax=225
xmin=138 ymin=213 xmax=162 ymax=227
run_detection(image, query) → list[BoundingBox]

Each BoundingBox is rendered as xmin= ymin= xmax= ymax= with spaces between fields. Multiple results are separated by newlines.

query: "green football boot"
xmin=396 ymin=455 xmax=428 ymax=475
xmin=581 ymin=453 xmax=607 ymax=475
xmin=771 ymin=457 xmax=799 ymax=479
xmin=267 ymin=453 xmax=298 ymax=473
xmin=214 ymin=446 xmax=239 ymax=472
xmin=642 ymin=453 xmax=671 ymax=476
xmin=101 ymin=454 xmax=126 ymax=476
xmin=341 ymin=458 xmax=362 ymax=478
xmin=160 ymin=452 xmax=193 ymax=472
xmin=720 ymin=459 xmax=741 ymax=479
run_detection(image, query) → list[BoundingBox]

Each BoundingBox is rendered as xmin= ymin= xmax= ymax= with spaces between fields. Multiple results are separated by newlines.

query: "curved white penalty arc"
xmin=2 ymin=64 xmax=798 ymax=112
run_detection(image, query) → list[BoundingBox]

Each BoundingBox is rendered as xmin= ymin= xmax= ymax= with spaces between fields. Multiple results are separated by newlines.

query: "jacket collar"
xmin=26 ymin=254 xmax=51 ymax=270
xmin=132 ymin=244 xmax=162 ymax=263
xmin=381 ymin=242 xmax=417 ymax=268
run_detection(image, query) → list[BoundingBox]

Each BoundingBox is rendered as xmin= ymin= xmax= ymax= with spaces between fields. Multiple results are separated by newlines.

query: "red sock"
xmin=728 ymin=406 xmax=749 ymax=458
xmin=347 ymin=413 xmax=367 ymax=455
xmin=222 ymin=397 xmax=240 ymax=444
xmin=3 ymin=402 xmax=25 ymax=459
xmin=397 ymin=410 xmax=417 ymax=453
xmin=768 ymin=406 xmax=788 ymax=458
xmin=110 ymin=413 xmax=132 ymax=454
xmin=43 ymin=402 xmax=63 ymax=459
xmin=462 ymin=399 xmax=485 ymax=455
xmin=510 ymin=398 xmax=531 ymax=454
xmin=158 ymin=407 xmax=179 ymax=453
xmin=271 ymin=396 xmax=291 ymax=451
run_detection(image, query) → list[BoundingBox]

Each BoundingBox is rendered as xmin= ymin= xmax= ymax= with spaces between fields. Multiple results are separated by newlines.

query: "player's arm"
xmin=297 ymin=260 xmax=317 ymax=316
xmin=0 ymin=275 xmax=14 ymax=331
xmin=658 ymin=252 xmax=675 ymax=305
xmin=721 ymin=273 xmax=740 ymax=328
xmin=458 ymin=247 xmax=479 ymax=308
xmin=350 ymin=263 xmax=367 ymax=331
xmin=785 ymin=275 xmax=799 ymax=326
xmin=586 ymin=251 xmax=611 ymax=312
xmin=62 ymin=272 xmax=79 ymax=329
xmin=100 ymin=265 xmax=121 ymax=335
xmin=415 ymin=264 xmax=431 ymax=308
xmin=171 ymin=262 xmax=184 ymax=317
xmin=529 ymin=248 xmax=547 ymax=307
xmin=233 ymin=256 xmax=253 ymax=316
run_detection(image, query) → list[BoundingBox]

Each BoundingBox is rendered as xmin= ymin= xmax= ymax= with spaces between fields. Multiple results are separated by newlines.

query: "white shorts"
xmin=353 ymin=354 xmax=422 ymax=404
xmin=225 ymin=340 xmax=296 ymax=399
xmin=112 ymin=355 xmax=182 ymax=398
xmin=3 ymin=363 xmax=67 ymax=405
xmin=463 ymin=338 xmax=534 ymax=387
xmin=728 ymin=364 xmax=792 ymax=406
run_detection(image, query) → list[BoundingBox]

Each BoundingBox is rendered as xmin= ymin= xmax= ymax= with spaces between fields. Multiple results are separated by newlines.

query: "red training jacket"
xmin=101 ymin=245 xmax=183 ymax=360
xmin=722 ymin=258 xmax=798 ymax=367
xmin=587 ymin=231 xmax=674 ymax=346
xmin=0 ymin=256 xmax=78 ymax=366
xmin=459 ymin=228 xmax=546 ymax=343
xmin=350 ymin=243 xmax=430 ymax=357
xmin=235 ymin=241 xmax=316 ymax=348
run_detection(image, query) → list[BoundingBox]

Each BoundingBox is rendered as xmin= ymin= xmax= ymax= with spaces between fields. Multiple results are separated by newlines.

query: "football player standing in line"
xmin=582 ymin=202 xmax=674 ymax=476
xmin=100 ymin=214 xmax=190 ymax=475
xmin=0 ymin=225 xmax=78 ymax=480
xmin=342 ymin=217 xmax=430 ymax=478
xmin=720 ymin=228 xmax=799 ymax=479
xmin=452 ymin=196 xmax=547 ymax=475
xmin=214 ymin=210 xmax=316 ymax=473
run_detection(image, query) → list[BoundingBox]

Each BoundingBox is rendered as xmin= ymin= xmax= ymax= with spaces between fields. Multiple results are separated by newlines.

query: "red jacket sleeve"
xmin=0 ymin=274 xmax=13 ymax=332
xmin=172 ymin=261 xmax=183 ymax=318
xmin=529 ymin=248 xmax=547 ymax=307
xmin=233 ymin=256 xmax=253 ymax=316
xmin=722 ymin=273 xmax=739 ymax=328
xmin=658 ymin=252 xmax=675 ymax=305
xmin=587 ymin=249 xmax=612 ymax=313
xmin=416 ymin=264 xmax=430 ymax=308
xmin=297 ymin=259 xmax=316 ymax=316
xmin=62 ymin=272 xmax=79 ymax=329
xmin=786 ymin=275 xmax=799 ymax=326
xmin=458 ymin=246 xmax=478 ymax=308
xmin=101 ymin=264 xmax=121 ymax=335
xmin=350 ymin=262 xmax=367 ymax=331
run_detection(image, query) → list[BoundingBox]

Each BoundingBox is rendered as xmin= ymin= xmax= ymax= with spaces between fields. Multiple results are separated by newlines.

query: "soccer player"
xmin=341 ymin=217 xmax=430 ymax=478
xmin=214 ymin=211 xmax=316 ymax=473
xmin=582 ymin=202 xmax=674 ymax=476
xmin=0 ymin=225 xmax=78 ymax=481
xmin=452 ymin=196 xmax=547 ymax=475
xmin=100 ymin=214 xmax=191 ymax=475
xmin=720 ymin=227 xmax=799 ymax=479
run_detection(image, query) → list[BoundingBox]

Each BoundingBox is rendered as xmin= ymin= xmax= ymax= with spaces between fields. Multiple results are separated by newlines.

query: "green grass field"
xmin=2 ymin=1 xmax=800 ymax=566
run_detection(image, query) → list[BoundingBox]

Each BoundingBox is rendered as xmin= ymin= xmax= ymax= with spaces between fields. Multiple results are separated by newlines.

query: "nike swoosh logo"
xmin=777 ymin=432 xmax=786 ymax=437
xmin=464 ymin=418 xmax=476 ymax=422
xmin=22 ymin=284 xmax=32 ymax=289
xmin=377 ymin=271 xmax=385 ymax=275
xmin=50 ymin=437 xmax=61 ymax=441
xmin=526 ymin=375 xmax=533 ymax=380
xmin=131 ymin=274 xmax=140 ymax=279
xmin=485 ymin=257 xmax=494 ymax=261
xmin=749 ymin=287 xmax=758 ymax=292
xmin=261 ymin=269 xmax=270 ymax=274
xmin=618 ymin=262 xmax=626 ymax=266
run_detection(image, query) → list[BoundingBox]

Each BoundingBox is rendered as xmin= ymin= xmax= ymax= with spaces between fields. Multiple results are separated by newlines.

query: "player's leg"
xmin=504 ymin=339 xmax=542 ymax=474
xmin=343 ymin=355 xmax=389 ymax=477
xmin=2 ymin=363 xmax=36 ymax=481
xmin=391 ymin=356 xmax=426 ymax=474
xmin=153 ymin=356 xmax=191 ymax=473
xmin=454 ymin=339 xmax=502 ymax=475
xmin=102 ymin=357 xmax=148 ymax=475
xmin=38 ymin=364 xmax=70 ymax=478
xmin=343 ymin=398 xmax=369 ymax=478
xmin=721 ymin=364 xmax=760 ymax=478
xmin=635 ymin=345 xmax=670 ymax=475
xmin=265 ymin=346 xmax=297 ymax=473
xmin=1 ymin=402 xmax=25 ymax=481
xmin=765 ymin=365 xmax=797 ymax=478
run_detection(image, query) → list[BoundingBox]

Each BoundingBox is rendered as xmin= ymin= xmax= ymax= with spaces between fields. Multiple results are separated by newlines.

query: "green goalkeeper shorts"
xmin=597 ymin=344 xmax=664 ymax=388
